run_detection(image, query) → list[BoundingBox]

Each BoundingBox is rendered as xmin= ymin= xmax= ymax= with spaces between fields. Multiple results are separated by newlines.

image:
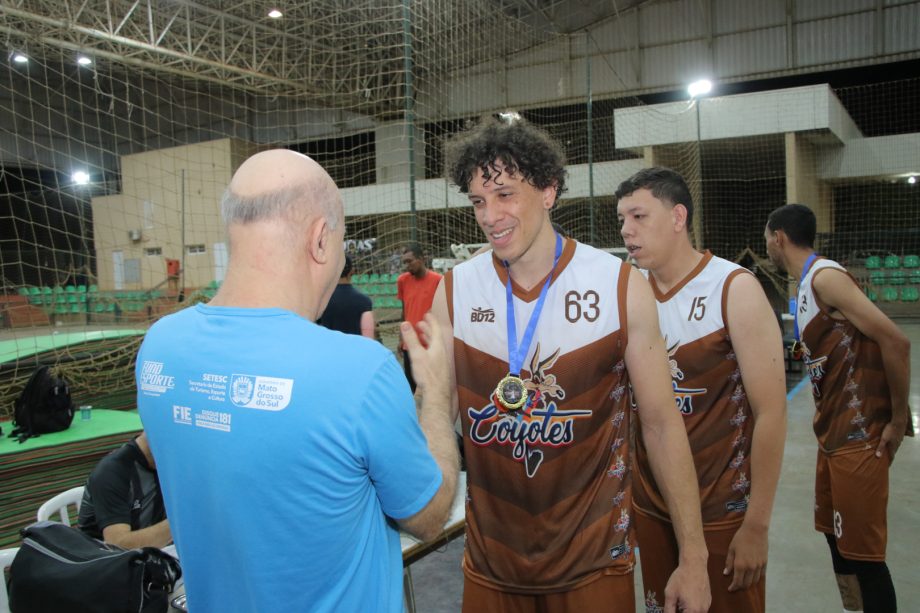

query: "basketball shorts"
xmin=814 ymin=446 xmax=889 ymax=561
xmin=461 ymin=572 xmax=635 ymax=613
xmin=634 ymin=511 xmax=764 ymax=613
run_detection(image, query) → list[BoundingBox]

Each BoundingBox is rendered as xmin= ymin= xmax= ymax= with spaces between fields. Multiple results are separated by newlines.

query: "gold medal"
xmin=791 ymin=341 xmax=804 ymax=360
xmin=495 ymin=374 xmax=527 ymax=411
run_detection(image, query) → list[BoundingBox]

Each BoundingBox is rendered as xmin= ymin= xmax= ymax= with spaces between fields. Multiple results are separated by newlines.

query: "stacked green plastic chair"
xmin=900 ymin=287 xmax=918 ymax=302
xmin=27 ymin=287 xmax=43 ymax=305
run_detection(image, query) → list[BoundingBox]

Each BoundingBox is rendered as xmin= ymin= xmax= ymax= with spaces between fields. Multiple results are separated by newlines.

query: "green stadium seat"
xmin=900 ymin=287 xmax=919 ymax=302
xmin=27 ymin=287 xmax=43 ymax=305
xmin=352 ymin=274 xmax=368 ymax=284
xmin=53 ymin=304 xmax=68 ymax=315
xmin=53 ymin=286 xmax=64 ymax=294
xmin=385 ymin=284 xmax=398 ymax=296
xmin=65 ymin=285 xmax=76 ymax=293
xmin=368 ymin=273 xmax=380 ymax=283
xmin=18 ymin=287 xmax=30 ymax=297
xmin=865 ymin=288 xmax=878 ymax=302
xmin=888 ymin=270 xmax=906 ymax=285
xmin=883 ymin=255 xmax=900 ymax=269
xmin=70 ymin=303 xmax=85 ymax=314
xmin=910 ymin=270 xmax=920 ymax=284
xmin=903 ymin=255 xmax=920 ymax=268
xmin=881 ymin=287 xmax=899 ymax=302
xmin=93 ymin=302 xmax=106 ymax=313
xmin=66 ymin=294 xmax=77 ymax=304
xmin=88 ymin=284 xmax=99 ymax=293
xmin=869 ymin=271 xmax=887 ymax=285
xmin=864 ymin=256 xmax=881 ymax=269
xmin=387 ymin=273 xmax=399 ymax=283
xmin=77 ymin=285 xmax=87 ymax=293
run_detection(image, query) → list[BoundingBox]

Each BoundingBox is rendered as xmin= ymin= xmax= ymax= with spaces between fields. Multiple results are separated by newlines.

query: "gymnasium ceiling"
xmin=0 ymin=0 xmax=652 ymax=112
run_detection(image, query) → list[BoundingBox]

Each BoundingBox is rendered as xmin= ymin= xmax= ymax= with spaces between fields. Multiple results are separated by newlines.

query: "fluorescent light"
xmin=687 ymin=79 xmax=713 ymax=98
xmin=12 ymin=53 xmax=28 ymax=64
xmin=909 ymin=176 xmax=917 ymax=185
xmin=72 ymin=171 xmax=90 ymax=185
xmin=77 ymin=56 xmax=92 ymax=66
xmin=268 ymin=9 xmax=282 ymax=18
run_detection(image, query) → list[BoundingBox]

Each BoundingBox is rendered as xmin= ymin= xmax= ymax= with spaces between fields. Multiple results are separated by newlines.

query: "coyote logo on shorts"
xmin=732 ymin=472 xmax=750 ymax=493
xmin=614 ymin=508 xmax=630 ymax=533
xmin=607 ymin=453 xmax=626 ymax=480
xmin=645 ymin=591 xmax=664 ymax=613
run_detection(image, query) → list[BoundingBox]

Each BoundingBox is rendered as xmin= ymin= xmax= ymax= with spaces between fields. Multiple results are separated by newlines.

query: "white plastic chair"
xmin=36 ymin=486 xmax=85 ymax=525
xmin=0 ymin=546 xmax=20 ymax=613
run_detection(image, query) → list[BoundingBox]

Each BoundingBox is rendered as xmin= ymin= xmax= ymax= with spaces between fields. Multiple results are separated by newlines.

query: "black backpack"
xmin=8 ymin=365 xmax=75 ymax=443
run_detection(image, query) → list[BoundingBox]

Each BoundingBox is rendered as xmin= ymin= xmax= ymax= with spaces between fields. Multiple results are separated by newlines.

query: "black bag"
xmin=8 ymin=365 xmax=74 ymax=443
xmin=9 ymin=521 xmax=182 ymax=613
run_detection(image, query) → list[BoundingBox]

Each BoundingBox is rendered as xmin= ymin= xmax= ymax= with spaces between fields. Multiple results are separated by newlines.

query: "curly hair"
xmin=444 ymin=115 xmax=567 ymax=204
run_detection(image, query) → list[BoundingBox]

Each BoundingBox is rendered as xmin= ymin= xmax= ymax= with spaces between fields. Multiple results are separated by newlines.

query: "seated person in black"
xmin=317 ymin=254 xmax=375 ymax=338
xmin=77 ymin=431 xmax=171 ymax=548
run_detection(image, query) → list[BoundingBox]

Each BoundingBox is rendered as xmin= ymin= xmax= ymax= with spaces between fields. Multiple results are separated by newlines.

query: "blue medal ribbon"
xmin=504 ymin=233 xmax=563 ymax=378
xmin=793 ymin=252 xmax=818 ymax=342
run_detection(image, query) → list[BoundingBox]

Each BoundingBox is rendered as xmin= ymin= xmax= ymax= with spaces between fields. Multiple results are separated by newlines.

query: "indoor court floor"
xmin=408 ymin=320 xmax=920 ymax=612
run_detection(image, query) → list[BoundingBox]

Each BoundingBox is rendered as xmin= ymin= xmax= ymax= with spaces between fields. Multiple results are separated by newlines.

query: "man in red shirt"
xmin=398 ymin=243 xmax=442 ymax=390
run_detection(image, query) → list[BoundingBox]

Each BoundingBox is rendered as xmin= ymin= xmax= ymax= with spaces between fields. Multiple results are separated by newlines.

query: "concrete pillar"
xmin=375 ymin=121 xmax=425 ymax=185
xmin=647 ymin=144 xmax=703 ymax=250
xmin=784 ymin=132 xmax=832 ymax=233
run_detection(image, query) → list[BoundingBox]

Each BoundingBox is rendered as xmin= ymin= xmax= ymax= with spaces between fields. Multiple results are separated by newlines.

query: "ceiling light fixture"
xmin=687 ymin=79 xmax=713 ymax=99
xmin=268 ymin=9 xmax=283 ymax=19
xmin=12 ymin=53 xmax=28 ymax=64
xmin=909 ymin=176 xmax=917 ymax=185
xmin=77 ymin=56 xmax=92 ymax=66
xmin=72 ymin=171 xmax=90 ymax=185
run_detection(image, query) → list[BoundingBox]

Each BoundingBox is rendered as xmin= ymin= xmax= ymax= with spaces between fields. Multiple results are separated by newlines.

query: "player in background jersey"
xmin=431 ymin=114 xmax=710 ymax=612
xmin=615 ymin=167 xmax=787 ymax=612
xmin=766 ymin=203 xmax=911 ymax=613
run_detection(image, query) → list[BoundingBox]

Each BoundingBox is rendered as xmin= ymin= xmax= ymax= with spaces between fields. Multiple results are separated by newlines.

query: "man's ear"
xmin=772 ymin=228 xmax=786 ymax=248
xmin=541 ymin=183 xmax=557 ymax=211
xmin=672 ymin=203 xmax=689 ymax=233
xmin=308 ymin=217 xmax=332 ymax=265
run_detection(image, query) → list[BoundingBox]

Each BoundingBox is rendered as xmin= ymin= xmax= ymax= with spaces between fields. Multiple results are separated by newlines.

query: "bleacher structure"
xmin=351 ymin=274 xmax=403 ymax=311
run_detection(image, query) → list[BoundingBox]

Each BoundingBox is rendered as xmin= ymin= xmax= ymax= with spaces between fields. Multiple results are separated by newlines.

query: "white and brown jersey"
xmin=446 ymin=239 xmax=635 ymax=594
xmin=797 ymin=257 xmax=891 ymax=454
xmin=633 ymin=252 xmax=755 ymax=527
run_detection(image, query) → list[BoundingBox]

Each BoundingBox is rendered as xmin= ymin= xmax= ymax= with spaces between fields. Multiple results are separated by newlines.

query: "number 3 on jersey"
xmin=687 ymin=296 xmax=707 ymax=321
xmin=565 ymin=290 xmax=600 ymax=323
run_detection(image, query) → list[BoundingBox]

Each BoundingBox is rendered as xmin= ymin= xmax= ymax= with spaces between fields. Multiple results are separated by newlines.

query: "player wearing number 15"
xmin=432 ymin=115 xmax=710 ymax=612
xmin=615 ymin=167 xmax=787 ymax=613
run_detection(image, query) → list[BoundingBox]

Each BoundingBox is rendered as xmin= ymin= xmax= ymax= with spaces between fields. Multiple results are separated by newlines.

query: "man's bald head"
xmin=221 ymin=149 xmax=342 ymax=230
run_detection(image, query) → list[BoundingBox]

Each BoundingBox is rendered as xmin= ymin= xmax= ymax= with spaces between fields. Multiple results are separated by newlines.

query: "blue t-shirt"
xmin=137 ymin=304 xmax=442 ymax=613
